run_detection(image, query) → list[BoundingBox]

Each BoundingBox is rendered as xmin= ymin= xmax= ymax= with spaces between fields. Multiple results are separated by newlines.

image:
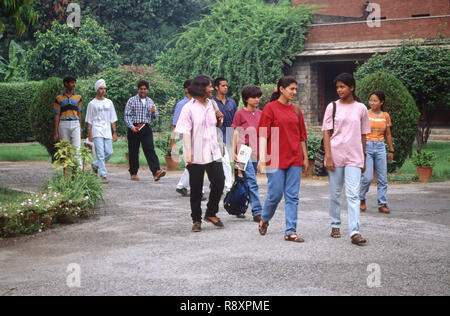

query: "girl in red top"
xmin=257 ymin=76 xmax=309 ymax=242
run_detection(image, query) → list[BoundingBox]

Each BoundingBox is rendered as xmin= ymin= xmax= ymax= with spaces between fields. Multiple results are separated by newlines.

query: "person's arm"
xmin=324 ymin=130 xmax=334 ymax=171
xmin=182 ymin=133 xmax=193 ymax=165
xmin=78 ymin=111 xmax=83 ymax=139
xmin=385 ymin=126 xmax=394 ymax=163
xmin=233 ymin=129 xmax=239 ymax=163
xmin=87 ymin=123 xmax=93 ymax=143
xmin=361 ymin=134 xmax=367 ymax=173
xmin=301 ymin=141 xmax=308 ymax=174
xmin=111 ymin=122 xmax=118 ymax=142
xmin=54 ymin=114 xmax=60 ymax=142
xmin=257 ymin=136 xmax=267 ymax=174
xmin=124 ymin=99 xmax=138 ymax=133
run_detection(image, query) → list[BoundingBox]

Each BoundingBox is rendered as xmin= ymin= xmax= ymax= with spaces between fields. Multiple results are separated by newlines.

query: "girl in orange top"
xmin=359 ymin=90 xmax=394 ymax=214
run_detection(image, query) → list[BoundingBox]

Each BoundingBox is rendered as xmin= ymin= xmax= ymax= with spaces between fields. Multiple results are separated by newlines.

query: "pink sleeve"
xmin=321 ymin=103 xmax=334 ymax=131
xmin=361 ymin=107 xmax=371 ymax=135
xmin=174 ymin=106 xmax=192 ymax=135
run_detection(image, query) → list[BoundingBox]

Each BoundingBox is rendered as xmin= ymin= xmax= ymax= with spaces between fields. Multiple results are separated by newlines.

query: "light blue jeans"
xmin=243 ymin=161 xmax=262 ymax=216
xmin=360 ymin=141 xmax=388 ymax=207
xmin=93 ymin=137 xmax=113 ymax=178
xmin=262 ymin=166 xmax=302 ymax=236
xmin=328 ymin=166 xmax=362 ymax=238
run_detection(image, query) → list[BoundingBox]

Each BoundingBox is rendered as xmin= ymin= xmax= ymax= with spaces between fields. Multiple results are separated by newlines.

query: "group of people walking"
xmin=54 ymin=71 xmax=394 ymax=245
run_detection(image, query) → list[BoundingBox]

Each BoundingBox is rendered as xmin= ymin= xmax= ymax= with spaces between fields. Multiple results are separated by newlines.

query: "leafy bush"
xmin=0 ymin=81 xmax=42 ymax=142
xmin=259 ymin=84 xmax=277 ymax=109
xmin=77 ymin=66 xmax=181 ymax=135
xmin=355 ymin=41 xmax=450 ymax=151
xmin=356 ymin=72 xmax=420 ymax=173
xmin=412 ymin=151 xmax=436 ymax=168
xmin=306 ymin=129 xmax=321 ymax=161
xmin=29 ymin=77 xmax=63 ymax=159
xmin=25 ymin=18 xmax=121 ymax=80
xmin=156 ymin=0 xmax=314 ymax=100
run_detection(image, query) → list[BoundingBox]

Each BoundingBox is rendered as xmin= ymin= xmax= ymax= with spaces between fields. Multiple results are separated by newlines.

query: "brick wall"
xmin=293 ymin=0 xmax=450 ymax=18
xmin=306 ymin=17 xmax=450 ymax=44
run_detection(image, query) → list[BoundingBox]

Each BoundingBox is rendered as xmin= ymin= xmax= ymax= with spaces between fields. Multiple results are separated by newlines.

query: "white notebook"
xmin=236 ymin=145 xmax=252 ymax=171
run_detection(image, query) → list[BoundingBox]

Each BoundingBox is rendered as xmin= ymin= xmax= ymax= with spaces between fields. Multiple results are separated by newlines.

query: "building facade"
xmin=289 ymin=0 xmax=450 ymax=129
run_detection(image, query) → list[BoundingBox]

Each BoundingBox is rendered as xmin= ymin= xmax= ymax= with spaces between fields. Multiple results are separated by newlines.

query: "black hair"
xmin=63 ymin=76 xmax=76 ymax=84
xmin=214 ymin=77 xmax=227 ymax=89
xmin=189 ymin=75 xmax=213 ymax=98
xmin=270 ymin=76 xmax=298 ymax=102
xmin=137 ymin=79 xmax=149 ymax=89
xmin=183 ymin=79 xmax=193 ymax=90
xmin=241 ymin=85 xmax=262 ymax=107
xmin=369 ymin=90 xmax=386 ymax=111
xmin=333 ymin=73 xmax=360 ymax=102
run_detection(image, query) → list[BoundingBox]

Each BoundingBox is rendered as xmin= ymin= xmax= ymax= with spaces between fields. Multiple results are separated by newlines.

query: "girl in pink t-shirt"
xmin=321 ymin=73 xmax=371 ymax=245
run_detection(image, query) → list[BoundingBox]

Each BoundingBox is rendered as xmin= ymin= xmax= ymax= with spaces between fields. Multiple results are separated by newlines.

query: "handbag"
xmin=211 ymin=99 xmax=225 ymax=157
xmin=314 ymin=102 xmax=337 ymax=176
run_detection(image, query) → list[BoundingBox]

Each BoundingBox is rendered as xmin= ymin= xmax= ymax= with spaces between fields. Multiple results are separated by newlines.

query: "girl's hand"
xmin=388 ymin=152 xmax=394 ymax=163
xmin=303 ymin=158 xmax=309 ymax=174
xmin=257 ymin=161 xmax=266 ymax=174
xmin=362 ymin=160 xmax=366 ymax=173
xmin=325 ymin=156 xmax=335 ymax=172
xmin=234 ymin=153 xmax=238 ymax=163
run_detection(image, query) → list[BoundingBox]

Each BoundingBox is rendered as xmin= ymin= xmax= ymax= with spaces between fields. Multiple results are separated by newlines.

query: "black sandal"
xmin=331 ymin=228 xmax=341 ymax=238
xmin=284 ymin=234 xmax=305 ymax=243
xmin=351 ymin=234 xmax=367 ymax=245
xmin=259 ymin=221 xmax=269 ymax=236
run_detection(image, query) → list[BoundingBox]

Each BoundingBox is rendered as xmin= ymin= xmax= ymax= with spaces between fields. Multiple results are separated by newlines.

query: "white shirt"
xmin=85 ymin=98 xmax=118 ymax=139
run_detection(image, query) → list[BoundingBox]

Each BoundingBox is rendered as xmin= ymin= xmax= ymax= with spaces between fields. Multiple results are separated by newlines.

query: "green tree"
xmin=355 ymin=41 xmax=450 ymax=154
xmin=0 ymin=36 xmax=26 ymax=81
xmin=0 ymin=0 xmax=38 ymax=35
xmin=25 ymin=18 xmax=121 ymax=80
xmin=356 ymin=72 xmax=420 ymax=173
xmin=156 ymin=0 xmax=314 ymax=100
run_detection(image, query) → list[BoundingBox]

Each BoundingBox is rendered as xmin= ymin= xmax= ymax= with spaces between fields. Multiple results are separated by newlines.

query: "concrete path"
xmin=0 ymin=162 xmax=449 ymax=296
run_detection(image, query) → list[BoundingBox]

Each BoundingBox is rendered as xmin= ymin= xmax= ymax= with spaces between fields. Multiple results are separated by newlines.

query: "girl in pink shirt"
xmin=322 ymin=73 xmax=371 ymax=245
xmin=175 ymin=75 xmax=225 ymax=232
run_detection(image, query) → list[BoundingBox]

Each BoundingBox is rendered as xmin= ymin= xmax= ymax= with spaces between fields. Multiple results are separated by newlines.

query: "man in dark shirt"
xmin=213 ymin=77 xmax=237 ymax=192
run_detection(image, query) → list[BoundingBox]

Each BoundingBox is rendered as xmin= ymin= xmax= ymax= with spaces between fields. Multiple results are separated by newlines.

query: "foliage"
xmin=25 ymin=17 xmax=121 ymax=80
xmin=77 ymin=66 xmax=181 ymax=136
xmin=80 ymin=0 xmax=216 ymax=65
xmin=0 ymin=80 xmax=41 ymax=142
xmin=156 ymin=0 xmax=314 ymax=100
xmin=412 ymin=151 xmax=436 ymax=168
xmin=0 ymin=38 xmax=26 ymax=81
xmin=259 ymin=84 xmax=277 ymax=109
xmin=355 ymin=41 xmax=450 ymax=152
xmin=29 ymin=77 xmax=62 ymax=159
xmin=306 ymin=129 xmax=321 ymax=161
xmin=154 ymin=132 xmax=172 ymax=156
xmin=356 ymin=72 xmax=420 ymax=173
xmin=151 ymin=97 xmax=177 ymax=135
xmin=0 ymin=0 xmax=38 ymax=35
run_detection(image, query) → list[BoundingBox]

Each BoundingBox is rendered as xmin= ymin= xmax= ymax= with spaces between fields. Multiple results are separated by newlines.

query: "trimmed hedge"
xmin=356 ymin=72 xmax=420 ymax=173
xmin=0 ymin=82 xmax=42 ymax=142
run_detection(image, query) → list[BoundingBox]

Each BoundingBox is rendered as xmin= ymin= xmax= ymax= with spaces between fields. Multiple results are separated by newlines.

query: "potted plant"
xmin=413 ymin=151 xmax=436 ymax=182
xmin=307 ymin=132 xmax=321 ymax=177
xmin=156 ymin=132 xmax=179 ymax=171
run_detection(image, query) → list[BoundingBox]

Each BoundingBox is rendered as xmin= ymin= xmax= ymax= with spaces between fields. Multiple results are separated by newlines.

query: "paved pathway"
xmin=0 ymin=162 xmax=449 ymax=296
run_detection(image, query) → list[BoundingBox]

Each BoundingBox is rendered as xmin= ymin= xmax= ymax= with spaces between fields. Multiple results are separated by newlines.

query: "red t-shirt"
xmin=258 ymin=100 xmax=308 ymax=169
xmin=232 ymin=108 xmax=262 ymax=161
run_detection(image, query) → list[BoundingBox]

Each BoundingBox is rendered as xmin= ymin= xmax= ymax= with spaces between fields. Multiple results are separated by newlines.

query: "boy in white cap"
xmin=85 ymin=79 xmax=118 ymax=183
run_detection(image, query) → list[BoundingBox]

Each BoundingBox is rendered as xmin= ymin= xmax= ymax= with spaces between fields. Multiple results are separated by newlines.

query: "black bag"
xmin=314 ymin=102 xmax=337 ymax=177
xmin=224 ymin=170 xmax=249 ymax=215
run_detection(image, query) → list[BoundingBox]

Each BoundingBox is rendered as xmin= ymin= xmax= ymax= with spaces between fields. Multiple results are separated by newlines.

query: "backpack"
xmin=314 ymin=102 xmax=337 ymax=177
xmin=224 ymin=170 xmax=249 ymax=215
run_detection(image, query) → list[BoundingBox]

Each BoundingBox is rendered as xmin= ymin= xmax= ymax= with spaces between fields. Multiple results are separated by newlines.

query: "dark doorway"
xmin=318 ymin=61 xmax=359 ymax=122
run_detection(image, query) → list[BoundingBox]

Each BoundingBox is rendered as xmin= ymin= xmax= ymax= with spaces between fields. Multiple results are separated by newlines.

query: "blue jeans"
xmin=243 ymin=161 xmax=262 ymax=216
xmin=360 ymin=141 xmax=388 ymax=207
xmin=93 ymin=138 xmax=113 ymax=178
xmin=262 ymin=166 xmax=302 ymax=236
xmin=328 ymin=166 xmax=361 ymax=238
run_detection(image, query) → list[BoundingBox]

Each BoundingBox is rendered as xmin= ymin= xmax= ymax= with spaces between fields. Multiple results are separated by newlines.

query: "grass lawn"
xmin=0 ymin=140 xmax=184 ymax=169
xmin=0 ymin=141 xmax=447 ymax=182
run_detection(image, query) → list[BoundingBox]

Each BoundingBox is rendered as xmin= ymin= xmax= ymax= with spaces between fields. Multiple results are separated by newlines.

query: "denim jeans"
xmin=262 ymin=166 xmax=302 ymax=236
xmin=328 ymin=166 xmax=362 ymax=238
xmin=93 ymin=137 xmax=113 ymax=178
xmin=243 ymin=161 xmax=262 ymax=216
xmin=360 ymin=141 xmax=388 ymax=207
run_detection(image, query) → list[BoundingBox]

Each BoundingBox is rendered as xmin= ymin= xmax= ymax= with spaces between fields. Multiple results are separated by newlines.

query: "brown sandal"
xmin=258 ymin=221 xmax=269 ymax=236
xmin=331 ymin=228 xmax=341 ymax=238
xmin=284 ymin=234 xmax=305 ymax=243
xmin=351 ymin=234 xmax=367 ymax=245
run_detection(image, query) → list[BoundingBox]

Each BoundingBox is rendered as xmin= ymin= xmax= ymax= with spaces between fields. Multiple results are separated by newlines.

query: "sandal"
xmin=258 ymin=221 xmax=269 ymax=236
xmin=331 ymin=228 xmax=341 ymax=238
xmin=284 ymin=234 xmax=305 ymax=243
xmin=351 ymin=234 xmax=367 ymax=245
